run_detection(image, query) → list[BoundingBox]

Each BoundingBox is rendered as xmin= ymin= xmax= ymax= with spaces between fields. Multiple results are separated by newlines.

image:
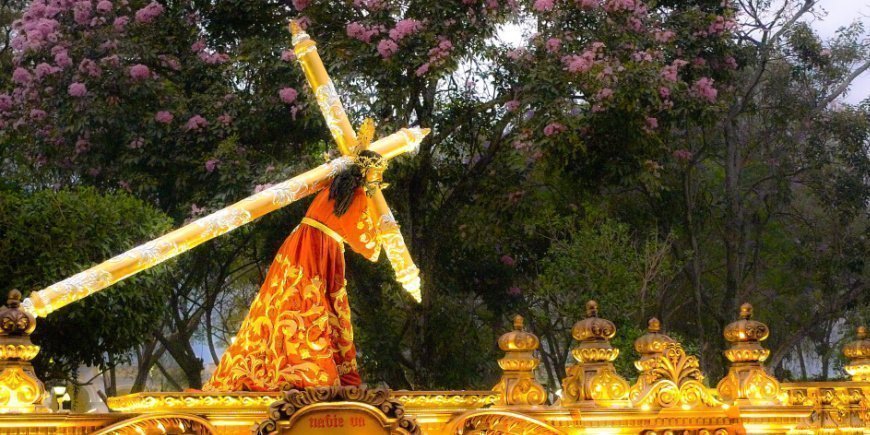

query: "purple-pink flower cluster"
xmin=692 ymin=77 xmax=718 ymax=103
xmin=134 ymin=1 xmax=164 ymax=24
xmin=346 ymin=22 xmax=384 ymax=43
xmin=129 ymin=64 xmax=150 ymax=80
xmin=279 ymin=87 xmax=298 ymax=104
xmin=186 ymin=115 xmax=209 ymax=131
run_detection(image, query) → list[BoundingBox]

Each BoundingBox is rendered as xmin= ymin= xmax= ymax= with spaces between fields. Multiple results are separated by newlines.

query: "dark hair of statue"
xmin=329 ymin=150 xmax=381 ymax=217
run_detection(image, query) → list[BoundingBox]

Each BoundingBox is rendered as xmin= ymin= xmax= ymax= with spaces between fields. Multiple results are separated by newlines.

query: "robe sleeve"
xmin=340 ymin=189 xmax=381 ymax=262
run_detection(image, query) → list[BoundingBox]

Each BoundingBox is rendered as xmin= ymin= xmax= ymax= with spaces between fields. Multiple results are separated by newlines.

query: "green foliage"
xmin=0 ymin=186 xmax=172 ymax=381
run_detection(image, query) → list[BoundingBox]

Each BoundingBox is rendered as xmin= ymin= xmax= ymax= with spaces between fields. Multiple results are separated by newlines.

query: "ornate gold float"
xmin=0 ymin=299 xmax=867 ymax=434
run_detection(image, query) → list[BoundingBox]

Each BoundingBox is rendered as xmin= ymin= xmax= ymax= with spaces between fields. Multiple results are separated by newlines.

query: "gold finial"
xmin=718 ymin=302 xmax=780 ymax=404
xmin=513 ymin=315 xmax=524 ymax=330
xmin=586 ymin=300 xmax=599 ymax=317
xmin=739 ymin=302 xmax=753 ymax=319
xmin=572 ymin=300 xmax=616 ymax=343
xmin=562 ymin=301 xmax=628 ymax=405
xmin=288 ymin=20 xmax=309 ymax=45
xmin=0 ymin=289 xmax=47 ymax=413
xmin=647 ymin=317 xmax=661 ymax=333
xmin=492 ymin=314 xmax=547 ymax=405
xmin=723 ymin=302 xmax=769 ymax=344
xmin=844 ymin=325 xmax=870 ymax=382
xmin=634 ymin=318 xmax=674 ymax=372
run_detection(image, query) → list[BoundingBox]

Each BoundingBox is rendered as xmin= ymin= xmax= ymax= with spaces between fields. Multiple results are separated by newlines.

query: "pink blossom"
xmin=507 ymin=286 xmax=522 ymax=296
xmin=0 ymin=94 xmax=12 ymax=112
xmin=576 ymin=0 xmax=598 ymax=8
xmin=563 ymin=51 xmax=595 ymax=73
xmin=100 ymin=53 xmax=119 ymax=67
xmin=659 ymin=86 xmax=671 ymax=99
xmin=73 ymin=1 xmax=92 ymax=25
xmin=129 ymin=64 xmax=150 ymax=80
xmin=673 ymin=149 xmax=693 ymax=161
xmin=654 ymin=29 xmax=675 ymax=42
xmin=692 ymin=77 xmax=718 ymax=103
xmin=134 ymin=1 xmax=164 ymax=23
xmin=190 ymin=39 xmax=206 ymax=53
xmin=660 ymin=64 xmax=681 ymax=82
xmin=645 ymin=117 xmax=658 ymax=130
xmin=34 ymin=63 xmax=58 ymax=79
xmin=186 ymin=115 xmax=209 ymax=131
xmin=427 ymin=38 xmax=453 ymax=63
xmin=346 ymin=22 xmax=382 ymax=43
xmin=533 ymin=0 xmax=554 ymax=11
xmin=707 ymin=15 xmax=734 ymax=35
xmin=595 ymin=87 xmax=613 ymax=100
xmin=128 ymin=137 xmax=145 ymax=149
xmin=279 ymin=87 xmax=298 ymax=104
xmin=154 ymin=111 xmax=173 ymax=124
xmin=190 ymin=204 xmax=205 ymax=215
xmin=692 ymin=57 xmax=706 ymax=68
xmin=12 ymin=68 xmax=33 ymax=85
xmin=543 ymin=122 xmax=566 ymax=136
xmin=281 ymin=50 xmax=295 ymax=62
xmin=724 ymin=56 xmax=738 ymax=70
xmin=507 ymin=48 xmax=527 ymax=61
xmin=113 ymin=16 xmax=129 ymax=31
xmin=75 ymin=137 xmax=89 ymax=154
xmin=377 ymin=39 xmax=399 ymax=58
xmin=254 ymin=183 xmax=275 ymax=193
xmin=631 ymin=50 xmax=652 ymax=62
xmin=159 ymin=55 xmax=181 ymax=70
xmin=68 ymin=82 xmax=87 ymax=97
xmin=199 ymin=52 xmax=230 ymax=64
xmin=30 ymin=109 xmax=47 ymax=120
xmin=603 ymin=0 xmax=636 ymax=12
xmin=546 ymin=37 xmax=561 ymax=53
xmin=96 ymin=0 xmax=112 ymax=14
xmin=205 ymin=158 xmax=220 ymax=173
xmin=415 ymin=62 xmax=430 ymax=77
xmin=78 ymin=58 xmax=102 ymax=77
xmin=389 ymin=19 xmax=423 ymax=41
xmin=217 ymin=113 xmax=232 ymax=125
xmin=505 ymin=100 xmax=520 ymax=112
xmin=292 ymin=0 xmax=309 ymax=10
xmin=500 ymin=254 xmax=516 ymax=267
xmin=51 ymin=45 xmax=72 ymax=69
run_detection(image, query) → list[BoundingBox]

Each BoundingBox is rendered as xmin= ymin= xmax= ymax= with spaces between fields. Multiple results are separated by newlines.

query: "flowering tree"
xmin=1 ymin=0 xmax=750 ymax=389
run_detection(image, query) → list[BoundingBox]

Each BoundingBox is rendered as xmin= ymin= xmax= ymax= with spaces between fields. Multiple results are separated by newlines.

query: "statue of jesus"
xmin=203 ymin=150 xmax=387 ymax=392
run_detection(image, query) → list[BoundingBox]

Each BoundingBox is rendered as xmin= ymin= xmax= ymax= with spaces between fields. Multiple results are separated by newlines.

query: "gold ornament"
xmin=634 ymin=317 xmax=676 ymax=373
xmin=492 ymin=315 xmax=547 ymax=406
xmin=844 ymin=326 xmax=870 ymax=382
xmin=717 ymin=303 xmax=781 ymax=405
xmin=630 ymin=320 xmax=720 ymax=410
xmin=0 ymin=290 xmax=47 ymax=413
xmin=561 ymin=301 xmax=629 ymax=406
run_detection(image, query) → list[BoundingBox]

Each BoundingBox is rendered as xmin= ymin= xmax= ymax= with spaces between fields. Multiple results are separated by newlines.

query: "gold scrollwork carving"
xmin=629 ymin=343 xmax=721 ymax=410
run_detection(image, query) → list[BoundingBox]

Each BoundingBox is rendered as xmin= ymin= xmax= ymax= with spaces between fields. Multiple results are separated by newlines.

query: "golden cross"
xmin=290 ymin=21 xmax=423 ymax=303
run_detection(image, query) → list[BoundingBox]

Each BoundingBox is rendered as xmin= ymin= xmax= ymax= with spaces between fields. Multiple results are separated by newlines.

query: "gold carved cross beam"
xmin=290 ymin=21 xmax=423 ymax=302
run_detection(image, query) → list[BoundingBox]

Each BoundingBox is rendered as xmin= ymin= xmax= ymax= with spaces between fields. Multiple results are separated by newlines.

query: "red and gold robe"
xmin=203 ymin=186 xmax=380 ymax=391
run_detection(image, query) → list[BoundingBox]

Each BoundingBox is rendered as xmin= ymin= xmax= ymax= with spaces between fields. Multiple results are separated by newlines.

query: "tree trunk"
xmin=157 ymin=331 xmax=204 ymax=389
xmin=130 ymin=338 xmax=164 ymax=393
xmin=721 ymin=120 xmax=742 ymax=321
xmin=683 ymin=167 xmax=712 ymax=374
